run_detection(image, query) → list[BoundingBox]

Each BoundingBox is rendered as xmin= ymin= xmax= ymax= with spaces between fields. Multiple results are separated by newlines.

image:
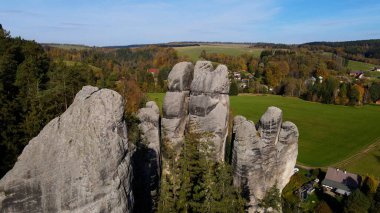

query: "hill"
xmin=175 ymin=44 xmax=262 ymax=61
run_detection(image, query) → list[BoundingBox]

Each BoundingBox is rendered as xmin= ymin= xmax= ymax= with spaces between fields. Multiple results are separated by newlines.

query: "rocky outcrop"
xmin=161 ymin=62 xmax=194 ymax=151
xmin=232 ymin=107 xmax=298 ymax=212
xmin=0 ymin=86 xmax=133 ymax=213
xmin=162 ymin=61 xmax=230 ymax=161
xmin=137 ymin=101 xmax=160 ymax=166
xmin=134 ymin=101 xmax=161 ymax=212
xmin=189 ymin=61 xmax=230 ymax=161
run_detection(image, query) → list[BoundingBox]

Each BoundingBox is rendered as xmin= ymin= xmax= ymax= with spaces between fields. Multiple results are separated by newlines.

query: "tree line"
xmin=201 ymin=48 xmax=380 ymax=105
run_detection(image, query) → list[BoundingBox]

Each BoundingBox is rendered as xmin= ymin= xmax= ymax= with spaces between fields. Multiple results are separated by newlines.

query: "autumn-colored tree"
xmin=315 ymin=61 xmax=329 ymax=79
xmin=115 ymin=78 xmax=145 ymax=115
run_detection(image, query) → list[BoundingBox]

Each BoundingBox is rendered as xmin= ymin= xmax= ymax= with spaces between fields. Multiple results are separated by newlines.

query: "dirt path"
xmin=333 ymin=136 xmax=380 ymax=168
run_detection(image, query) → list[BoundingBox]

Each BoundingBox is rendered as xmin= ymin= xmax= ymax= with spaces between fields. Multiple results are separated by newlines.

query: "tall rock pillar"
xmin=161 ymin=62 xmax=194 ymax=152
xmin=232 ymin=107 xmax=299 ymax=212
xmin=189 ymin=61 xmax=230 ymax=161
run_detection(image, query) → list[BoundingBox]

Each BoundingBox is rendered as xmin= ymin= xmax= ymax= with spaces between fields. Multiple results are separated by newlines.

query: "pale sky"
xmin=1 ymin=0 xmax=380 ymax=46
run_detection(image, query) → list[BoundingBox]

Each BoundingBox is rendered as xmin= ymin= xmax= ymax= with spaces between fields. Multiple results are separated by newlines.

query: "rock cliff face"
xmin=189 ymin=61 xmax=230 ymax=161
xmin=232 ymin=107 xmax=298 ymax=212
xmin=161 ymin=62 xmax=194 ymax=151
xmin=134 ymin=101 xmax=161 ymax=212
xmin=162 ymin=61 xmax=230 ymax=161
xmin=0 ymin=86 xmax=133 ymax=213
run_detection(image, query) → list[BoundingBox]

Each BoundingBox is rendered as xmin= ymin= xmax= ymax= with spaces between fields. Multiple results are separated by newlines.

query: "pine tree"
xmin=370 ymin=185 xmax=380 ymax=213
xmin=343 ymin=189 xmax=371 ymax=213
xmin=229 ymin=80 xmax=239 ymax=96
xmin=259 ymin=184 xmax=282 ymax=212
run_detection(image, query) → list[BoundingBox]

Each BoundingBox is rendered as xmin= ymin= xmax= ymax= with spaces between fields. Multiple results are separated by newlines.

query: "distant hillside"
xmin=302 ymin=39 xmax=380 ymax=47
xmin=301 ymin=39 xmax=380 ymax=64
xmin=42 ymin=43 xmax=92 ymax=50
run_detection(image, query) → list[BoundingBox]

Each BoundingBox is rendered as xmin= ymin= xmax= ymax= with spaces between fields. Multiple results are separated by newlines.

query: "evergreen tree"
xmin=158 ymin=132 xmax=245 ymax=212
xmin=259 ymin=184 xmax=281 ymax=212
xmin=370 ymin=185 xmax=380 ymax=213
xmin=343 ymin=189 xmax=371 ymax=213
xmin=229 ymin=80 xmax=239 ymax=96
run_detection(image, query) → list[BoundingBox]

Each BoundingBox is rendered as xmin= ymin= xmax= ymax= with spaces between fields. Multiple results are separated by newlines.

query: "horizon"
xmin=1 ymin=0 xmax=380 ymax=46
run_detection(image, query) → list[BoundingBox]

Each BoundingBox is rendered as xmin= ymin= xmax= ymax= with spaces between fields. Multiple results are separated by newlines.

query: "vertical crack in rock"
xmin=232 ymin=107 xmax=299 ymax=213
xmin=0 ymin=86 xmax=134 ymax=213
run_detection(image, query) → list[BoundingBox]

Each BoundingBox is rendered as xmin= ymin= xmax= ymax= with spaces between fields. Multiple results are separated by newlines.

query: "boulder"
xmin=0 ymin=86 xmax=133 ymax=213
xmin=232 ymin=107 xmax=299 ymax=213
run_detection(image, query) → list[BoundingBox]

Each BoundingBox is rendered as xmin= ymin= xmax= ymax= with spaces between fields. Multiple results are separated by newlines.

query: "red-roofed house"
xmin=147 ymin=68 xmax=159 ymax=75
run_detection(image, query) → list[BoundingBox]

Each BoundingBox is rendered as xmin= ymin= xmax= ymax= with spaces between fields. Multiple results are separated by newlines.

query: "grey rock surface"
xmin=137 ymin=101 xmax=161 ymax=168
xmin=191 ymin=61 xmax=230 ymax=94
xmin=162 ymin=62 xmax=194 ymax=151
xmin=188 ymin=61 xmax=230 ymax=161
xmin=188 ymin=93 xmax=229 ymax=161
xmin=135 ymin=101 xmax=161 ymax=212
xmin=0 ymin=86 xmax=133 ymax=213
xmin=232 ymin=107 xmax=299 ymax=213
xmin=161 ymin=61 xmax=230 ymax=161
xmin=167 ymin=62 xmax=194 ymax=91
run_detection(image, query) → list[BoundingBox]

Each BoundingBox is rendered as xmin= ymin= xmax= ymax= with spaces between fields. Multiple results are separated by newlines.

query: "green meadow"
xmin=174 ymin=45 xmax=262 ymax=61
xmin=347 ymin=60 xmax=376 ymax=71
xmin=147 ymin=93 xmax=380 ymax=176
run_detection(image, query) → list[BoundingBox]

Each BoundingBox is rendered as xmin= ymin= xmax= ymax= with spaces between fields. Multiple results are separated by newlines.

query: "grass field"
xmin=174 ymin=45 xmax=262 ymax=61
xmin=346 ymin=141 xmax=380 ymax=179
xmin=347 ymin=60 xmax=376 ymax=71
xmin=63 ymin=60 xmax=102 ymax=72
xmin=147 ymin=93 xmax=380 ymax=176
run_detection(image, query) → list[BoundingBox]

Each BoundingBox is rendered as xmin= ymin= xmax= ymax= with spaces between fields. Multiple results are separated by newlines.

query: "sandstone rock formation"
xmin=0 ymin=86 xmax=133 ymax=213
xmin=161 ymin=62 xmax=194 ymax=151
xmin=189 ymin=61 xmax=230 ymax=161
xmin=135 ymin=101 xmax=161 ymax=212
xmin=232 ymin=107 xmax=299 ymax=212
xmin=137 ymin=101 xmax=161 ymax=167
xmin=162 ymin=61 xmax=230 ymax=161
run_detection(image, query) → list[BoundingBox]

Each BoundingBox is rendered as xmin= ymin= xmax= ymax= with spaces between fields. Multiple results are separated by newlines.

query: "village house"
xmin=321 ymin=167 xmax=361 ymax=196
xmin=349 ymin=71 xmax=364 ymax=79
xmin=298 ymin=181 xmax=315 ymax=201
xmin=147 ymin=68 xmax=159 ymax=76
xmin=233 ymin=72 xmax=241 ymax=81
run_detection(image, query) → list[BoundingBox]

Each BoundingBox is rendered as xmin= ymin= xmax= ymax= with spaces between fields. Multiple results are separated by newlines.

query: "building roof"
xmin=147 ymin=68 xmax=159 ymax=74
xmin=322 ymin=167 xmax=361 ymax=192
